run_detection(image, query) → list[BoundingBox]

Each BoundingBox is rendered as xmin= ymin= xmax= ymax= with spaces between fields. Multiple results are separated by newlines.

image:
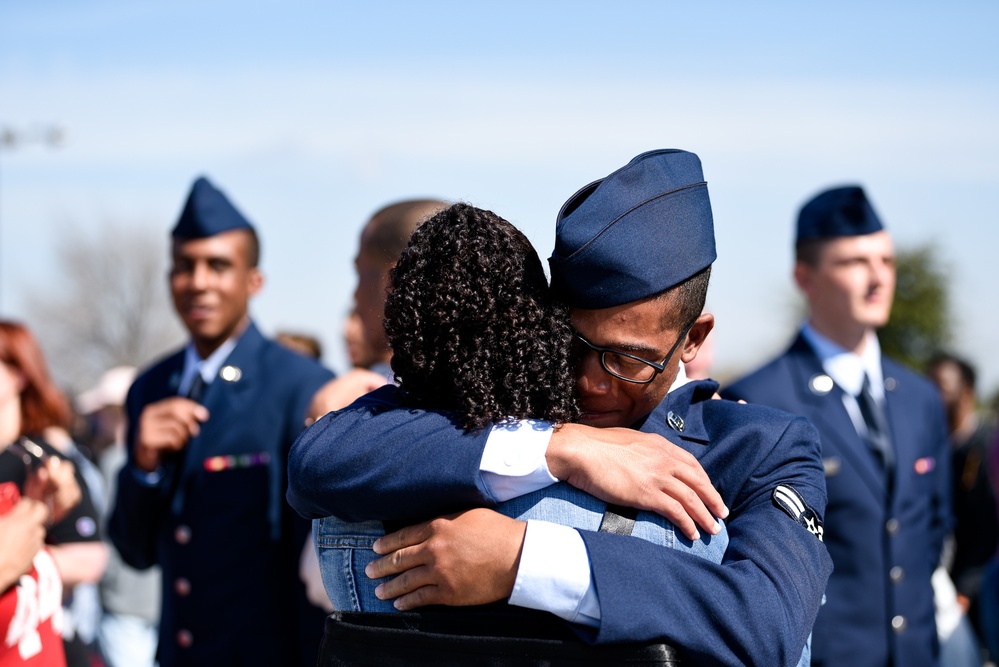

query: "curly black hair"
xmin=385 ymin=203 xmax=580 ymax=432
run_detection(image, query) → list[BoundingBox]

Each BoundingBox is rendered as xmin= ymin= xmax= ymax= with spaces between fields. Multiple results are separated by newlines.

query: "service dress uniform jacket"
xmin=723 ymin=334 xmax=951 ymax=667
xmin=109 ymin=322 xmax=333 ymax=667
xmin=288 ymin=379 xmax=833 ymax=667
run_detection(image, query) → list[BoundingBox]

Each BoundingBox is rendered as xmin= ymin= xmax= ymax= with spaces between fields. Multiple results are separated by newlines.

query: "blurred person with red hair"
xmin=0 ymin=321 xmax=108 ymax=666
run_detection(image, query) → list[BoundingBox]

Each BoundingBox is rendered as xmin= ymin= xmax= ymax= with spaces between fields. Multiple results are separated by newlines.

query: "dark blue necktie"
xmin=856 ymin=373 xmax=893 ymax=471
xmin=186 ymin=372 xmax=206 ymax=403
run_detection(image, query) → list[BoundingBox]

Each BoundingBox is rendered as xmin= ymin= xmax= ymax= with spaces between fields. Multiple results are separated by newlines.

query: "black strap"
xmin=320 ymin=609 xmax=681 ymax=665
xmin=386 ymin=503 xmax=639 ymax=538
xmin=599 ymin=504 xmax=638 ymax=536
xmin=382 ymin=519 xmax=405 ymax=535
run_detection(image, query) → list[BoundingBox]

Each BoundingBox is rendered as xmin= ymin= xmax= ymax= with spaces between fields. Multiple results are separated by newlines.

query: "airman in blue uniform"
xmin=723 ymin=186 xmax=951 ymax=667
xmin=289 ymin=150 xmax=833 ymax=666
xmin=108 ymin=177 xmax=334 ymax=666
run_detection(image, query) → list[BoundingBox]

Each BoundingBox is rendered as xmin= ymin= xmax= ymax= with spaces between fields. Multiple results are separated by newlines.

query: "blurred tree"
xmin=25 ymin=220 xmax=183 ymax=393
xmin=879 ymin=243 xmax=952 ymax=371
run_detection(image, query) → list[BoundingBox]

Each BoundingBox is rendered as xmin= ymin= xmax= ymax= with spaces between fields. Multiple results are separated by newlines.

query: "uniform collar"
xmin=179 ymin=331 xmax=242 ymax=396
xmin=800 ymin=323 xmax=884 ymax=400
xmin=641 ymin=377 xmax=718 ymax=445
xmin=670 ymin=361 xmax=690 ymax=392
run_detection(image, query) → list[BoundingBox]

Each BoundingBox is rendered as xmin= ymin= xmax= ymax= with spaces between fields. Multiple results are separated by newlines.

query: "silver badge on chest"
xmin=220 ymin=365 xmax=242 ymax=383
xmin=809 ymin=374 xmax=834 ymax=395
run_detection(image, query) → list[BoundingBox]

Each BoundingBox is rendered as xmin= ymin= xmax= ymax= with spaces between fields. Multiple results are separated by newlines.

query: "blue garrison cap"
xmin=171 ymin=176 xmax=255 ymax=239
xmin=549 ymin=149 xmax=716 ymax=309
xmin=796 ymin=185 xmax=883 ymax=244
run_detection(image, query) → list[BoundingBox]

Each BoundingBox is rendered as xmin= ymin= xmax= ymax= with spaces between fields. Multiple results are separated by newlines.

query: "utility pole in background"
xmin=0 ymin=123 xmax=64 ymax=310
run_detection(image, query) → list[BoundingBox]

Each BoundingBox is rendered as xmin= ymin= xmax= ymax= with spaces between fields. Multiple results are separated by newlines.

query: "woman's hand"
xmin=23 ymin=456 xmax=81 ymax=524
xmin=0 ymin=498 xmax=48 ymax=591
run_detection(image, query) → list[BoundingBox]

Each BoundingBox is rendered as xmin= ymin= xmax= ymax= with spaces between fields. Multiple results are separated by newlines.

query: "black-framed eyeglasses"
xmin=572 ymin=319 xmax=696 ymax=384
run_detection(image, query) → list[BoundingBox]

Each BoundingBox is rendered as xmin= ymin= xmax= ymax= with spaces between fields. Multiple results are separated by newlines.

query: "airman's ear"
xmin=793 ymin=261 xmax=814 ymax=296
xmin=680 ymin=312 xmax=714 ymax=364
xmin=247 ymin=268 xmax=264 ymax=297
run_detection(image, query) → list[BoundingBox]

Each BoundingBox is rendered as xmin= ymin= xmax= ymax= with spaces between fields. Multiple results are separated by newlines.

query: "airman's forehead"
xmin=818 ymin=230 xmax=894 ymax=259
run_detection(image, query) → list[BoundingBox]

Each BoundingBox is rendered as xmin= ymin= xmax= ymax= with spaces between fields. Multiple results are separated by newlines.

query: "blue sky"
xmin=2 ymin=1 xmax=997 ymax=392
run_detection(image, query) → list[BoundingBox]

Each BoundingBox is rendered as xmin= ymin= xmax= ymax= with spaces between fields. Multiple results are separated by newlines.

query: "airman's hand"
xmin=366 ymin=508 xmax=526 ymax=610
xmin=711 ymin=391 xmax=746 ymax=404
xmin=546 ymin=423 xmax=728 ymax=540
xmin=134 ymin=397 xmax=209 ymax=472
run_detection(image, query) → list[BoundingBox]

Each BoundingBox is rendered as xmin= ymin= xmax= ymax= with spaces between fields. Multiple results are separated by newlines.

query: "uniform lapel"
xmin=880 ymin=359 xmax=911 ymax=503
xmin=179 ymin=323 xmax=261 ymax=482
xmin=786 ymin=335 xmax=888 ymax=502
xmin=640 ymin=380 xmax=712 ymax=448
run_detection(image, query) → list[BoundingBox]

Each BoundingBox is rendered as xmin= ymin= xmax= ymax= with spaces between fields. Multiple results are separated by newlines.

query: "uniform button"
xmin=890 ymin=566 xmax=904 ymax=583
xmin=885 ymin=518 xmax=899 ymax=535
xmin=175 ymin=577 xmax=191 ymax=596
xmin=177 ymin=629 xmax=193 ymax=648
xmin=175 ymin=525 xmax=192 ymax=544
xmin=891 ymin=615 xmax=907 ymax=632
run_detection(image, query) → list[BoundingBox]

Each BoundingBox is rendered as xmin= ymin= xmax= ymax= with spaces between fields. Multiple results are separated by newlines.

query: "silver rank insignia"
xmin=772 ymin=485 xmax=824 ymax=542
xmin=667 ymin=411 xmax=685 ymax=432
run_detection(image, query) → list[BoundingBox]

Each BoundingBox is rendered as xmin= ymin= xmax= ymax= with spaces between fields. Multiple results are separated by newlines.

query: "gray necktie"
xmin=856 ymin=373 xmax=894 ymax=471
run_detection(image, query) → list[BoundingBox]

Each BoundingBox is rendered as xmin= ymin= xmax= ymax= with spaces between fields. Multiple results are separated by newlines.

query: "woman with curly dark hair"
xmin=385 ymin=202 xmax=579 ymax=432
xmin=311 ymin=203 xmax=727 ymax=620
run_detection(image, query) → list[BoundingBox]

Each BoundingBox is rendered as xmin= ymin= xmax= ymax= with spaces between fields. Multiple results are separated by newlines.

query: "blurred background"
xmin=2 ymin=0 xmax=997 ymax=400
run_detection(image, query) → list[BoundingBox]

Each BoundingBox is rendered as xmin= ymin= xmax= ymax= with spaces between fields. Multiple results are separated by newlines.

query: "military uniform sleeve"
xmin=107 ymin=381 xmax=174 ymax=570
xmin=579 ymin=416 xmax=832 ymax=667
xmin=287 ymin=386 xmax=493 ymax=522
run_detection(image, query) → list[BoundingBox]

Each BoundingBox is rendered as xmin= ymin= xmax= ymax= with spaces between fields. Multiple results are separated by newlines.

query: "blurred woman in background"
xmin=0 ymin=321 xmax=107 ymax=666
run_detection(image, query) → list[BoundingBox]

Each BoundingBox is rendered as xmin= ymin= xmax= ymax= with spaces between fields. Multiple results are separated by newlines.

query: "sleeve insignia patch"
xmin=772 ymin=485 xmax=824 ymax=542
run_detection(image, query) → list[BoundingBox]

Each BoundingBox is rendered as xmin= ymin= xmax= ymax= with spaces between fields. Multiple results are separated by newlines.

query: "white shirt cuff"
xmin=480 ymin=420 xmax=558 ymax=501
xmin=509 ymin=520 xmax=600 ymax=627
